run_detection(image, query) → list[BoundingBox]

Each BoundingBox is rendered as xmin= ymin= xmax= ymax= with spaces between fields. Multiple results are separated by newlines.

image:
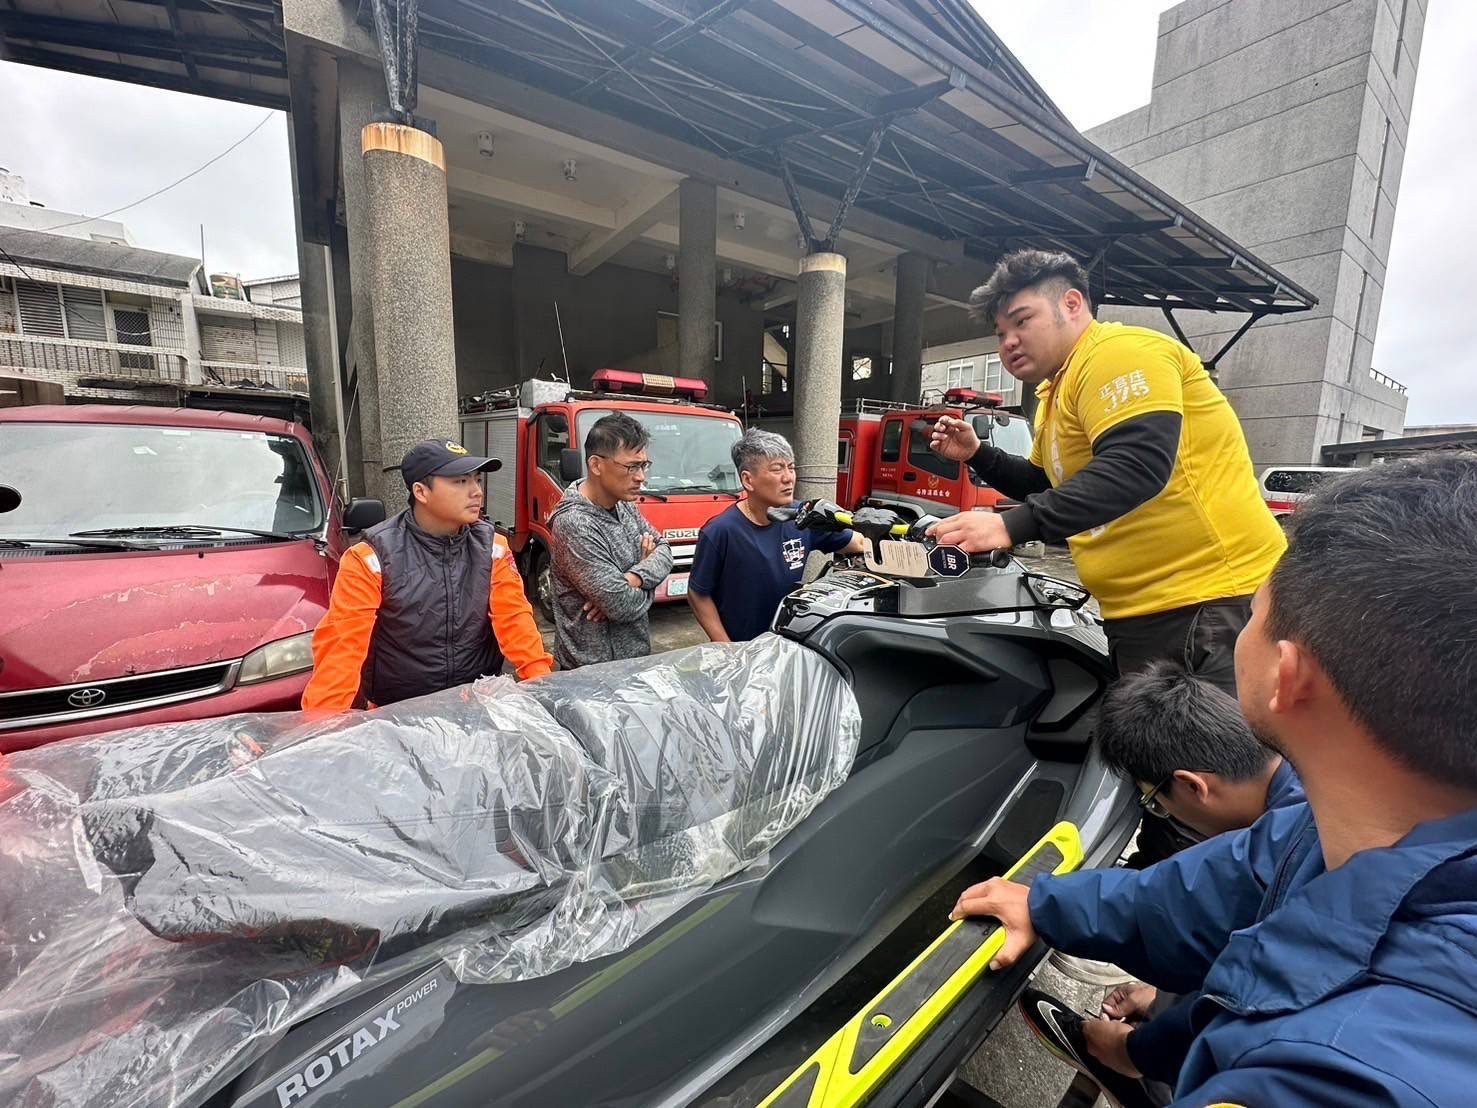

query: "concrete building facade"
xmin=915 ymin=0 xmax=1420 ymax=467
xmin=0 ymin=187 xmax=309 ymax=403
xmin=1087 ymin=0 xmax=1419 ymax=466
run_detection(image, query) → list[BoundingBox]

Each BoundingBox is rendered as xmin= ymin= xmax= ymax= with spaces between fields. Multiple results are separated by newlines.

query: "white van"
xmin=1259 ymin=465 xmax=1358 ymax=517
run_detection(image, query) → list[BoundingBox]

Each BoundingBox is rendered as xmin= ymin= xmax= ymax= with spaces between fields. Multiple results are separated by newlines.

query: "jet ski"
xmin=0 ymin=500 xmax=1136 ymax=1108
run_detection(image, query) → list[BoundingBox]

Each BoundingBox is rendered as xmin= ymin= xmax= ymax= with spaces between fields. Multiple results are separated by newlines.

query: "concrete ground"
xmin=538 ymin=546 xmax=1117 ymax=1107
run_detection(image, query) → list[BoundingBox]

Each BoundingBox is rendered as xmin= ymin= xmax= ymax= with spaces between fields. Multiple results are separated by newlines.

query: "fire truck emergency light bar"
xmin=591 ymin=368 xmax=709 ymax=401
xmin=941 ymin=388 xmax=1003 ymax=409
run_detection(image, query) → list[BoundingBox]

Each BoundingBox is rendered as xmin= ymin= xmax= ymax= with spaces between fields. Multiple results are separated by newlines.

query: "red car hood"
xmin=0 ymin=540 xmax=333 ymax=691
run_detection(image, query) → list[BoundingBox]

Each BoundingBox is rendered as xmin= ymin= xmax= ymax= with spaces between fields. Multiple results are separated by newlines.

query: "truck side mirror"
xmin=343 ymin=498 xmax=386 ymax=532
xmin=0 ymin=485 xmax=19 ymax=514
xmin=559 ymin=448 xmax=584 ymax=484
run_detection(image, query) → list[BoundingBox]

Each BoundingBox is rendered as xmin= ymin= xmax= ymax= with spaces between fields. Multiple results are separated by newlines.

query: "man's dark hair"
xmin=583 ymin=411 xmax=650 ymax=461
xmin=969 ymin=249 xmax=1091 ymax=325
xmin=1267 ymin=451 xmax=1477 ymax=788
xmin=1097 ymin=661 xmax=1274 ymax=784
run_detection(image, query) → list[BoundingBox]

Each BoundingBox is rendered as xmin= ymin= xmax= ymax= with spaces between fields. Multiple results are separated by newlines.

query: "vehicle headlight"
xmin=238 ymin=631 xmax=316 ymax=685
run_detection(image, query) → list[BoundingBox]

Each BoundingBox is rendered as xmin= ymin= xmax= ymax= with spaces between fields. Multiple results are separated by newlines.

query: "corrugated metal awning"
xmin=406 ymin=0 xmax=1315 ymax=316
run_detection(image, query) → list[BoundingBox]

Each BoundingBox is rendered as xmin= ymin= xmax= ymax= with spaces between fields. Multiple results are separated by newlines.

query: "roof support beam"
xmin=819 ymin=122 xmax=888 ymax=252
xmin=195 ymin=0 xmax=286 ymax=54
xmin=0 ymin=10 xmax=282 ymax=60
xmin=1009 ymin=161 xmax=1096 ymax=184
xmin=447 ymin=167 xmax=619 ymax=229
xmin=568 ymin=0 xmax=752 ymax=102
xmin=1204 ymin=311 xmax=1266 ymax=372
xmin=567 ymin=179 xmax=680 ymax=276
xmin=644 ymin=222 xmax=798 ymax=283
xmin=0 ymin=44 xmax=288 ymax=110
xmin=869 ymin=73 xmax=963 ymax=115
xmin=366 ymin=0 xmax=421 ymax=123
xmin=161 ymin=0 xmax=202 ymax=83
xmin=1160 ymin=305 xmax=1192 ymax=348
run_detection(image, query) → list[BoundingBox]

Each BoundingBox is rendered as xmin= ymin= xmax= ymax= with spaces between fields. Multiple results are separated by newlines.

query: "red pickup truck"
xmin=0 ymin=405 xmax=384 ymax=753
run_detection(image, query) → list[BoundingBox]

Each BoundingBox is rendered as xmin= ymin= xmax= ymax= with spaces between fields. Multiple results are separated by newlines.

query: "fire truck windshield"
xmin=577 ymin=409 xmax=743 ymax=495
xmin=972 ymin=412 xmax=1034 ymax=459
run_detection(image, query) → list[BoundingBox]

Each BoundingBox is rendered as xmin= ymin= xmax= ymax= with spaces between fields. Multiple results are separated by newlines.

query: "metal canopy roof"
xmin=0 ymin=0 xmax=288 ymax=110
xmin=398 ymin=0 xmax=1316 ymax=317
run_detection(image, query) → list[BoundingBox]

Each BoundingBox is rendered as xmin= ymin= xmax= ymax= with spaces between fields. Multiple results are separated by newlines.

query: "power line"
xmin=42 ymin=112 xmax=276 ymax=233
xmin=0 ymin=242 xmax=37 ymax=281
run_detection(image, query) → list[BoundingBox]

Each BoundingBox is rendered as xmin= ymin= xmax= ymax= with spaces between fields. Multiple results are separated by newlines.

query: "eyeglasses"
xmin=1137 ymin=775 xmax=1173 ymax=819
xmin=593 ymin=456 xmax=652 ymax=476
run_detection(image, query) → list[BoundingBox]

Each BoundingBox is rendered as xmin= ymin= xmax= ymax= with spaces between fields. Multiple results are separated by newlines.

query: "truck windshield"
xmin=0 ymin=423 xmax=324 ymax=540
xmin=973 ymin=412 xmax=1034 ymax=459
xmin=577 ymin=410 xmax=743 ymax=495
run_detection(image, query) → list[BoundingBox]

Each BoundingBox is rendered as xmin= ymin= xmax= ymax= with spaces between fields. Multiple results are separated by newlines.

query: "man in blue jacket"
xmin=1016 ymin=661 xmax=1304 ymax=1106
xmin=954 ymin=452 xmax=1477 ymax=1107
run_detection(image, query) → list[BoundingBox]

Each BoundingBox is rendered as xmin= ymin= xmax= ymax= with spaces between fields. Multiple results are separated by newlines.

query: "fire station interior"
xmin=412 ymin=86 xmax=986 ymax=420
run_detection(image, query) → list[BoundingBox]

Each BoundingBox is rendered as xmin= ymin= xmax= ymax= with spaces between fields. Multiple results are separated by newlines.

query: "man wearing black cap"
xmin=302 ymin=439 xmax=553 ymax=712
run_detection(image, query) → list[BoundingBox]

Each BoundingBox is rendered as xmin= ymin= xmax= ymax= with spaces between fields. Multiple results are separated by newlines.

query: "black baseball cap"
xmin=399 ymin=439 xmax=501 ymax=488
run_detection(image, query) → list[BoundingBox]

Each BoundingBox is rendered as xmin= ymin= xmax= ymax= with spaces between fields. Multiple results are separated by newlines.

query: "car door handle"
xmin=903 ymin=473 xmax=916 ymax=483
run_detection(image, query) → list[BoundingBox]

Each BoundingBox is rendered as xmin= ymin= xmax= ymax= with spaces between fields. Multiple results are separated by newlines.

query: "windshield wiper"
xmin=638 ymin=490 xmax=671 ymax=502
xmin=1 ymin=535 xmax=147 ymax=551
xmin=685 ymin=485 xmax=740 ymax=499
xmin=71 ymin=523 xmax=297 ymax=542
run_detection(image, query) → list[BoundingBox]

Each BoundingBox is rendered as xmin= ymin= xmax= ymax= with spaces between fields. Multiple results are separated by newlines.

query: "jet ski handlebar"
xmin=769 ymin=500 xmax=1011 ymax=568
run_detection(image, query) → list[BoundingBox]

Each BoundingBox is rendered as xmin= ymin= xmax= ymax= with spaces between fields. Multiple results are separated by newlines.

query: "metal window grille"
xmin=112 ymin=307 xmax=156 ymax=373
xmin=0 ymin=276 xmax=16 ymax=333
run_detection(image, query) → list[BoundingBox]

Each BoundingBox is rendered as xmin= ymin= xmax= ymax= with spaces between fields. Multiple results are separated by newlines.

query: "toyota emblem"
xmin=67 ymin=687 xmax=107 ymax=709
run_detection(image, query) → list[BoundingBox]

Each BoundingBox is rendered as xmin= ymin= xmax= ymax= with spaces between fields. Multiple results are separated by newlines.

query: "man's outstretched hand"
xmin=949 ymin=877 xmax=1036 ymax=971
xmin=930 ymin=415 xmax=981 ymax=462
xmin=928 ymin=509 xmax=1012 ymax=553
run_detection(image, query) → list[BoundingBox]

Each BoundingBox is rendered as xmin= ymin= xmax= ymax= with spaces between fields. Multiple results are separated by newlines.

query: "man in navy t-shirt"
xmin=688 ymin=428 xmax=864 ymax=642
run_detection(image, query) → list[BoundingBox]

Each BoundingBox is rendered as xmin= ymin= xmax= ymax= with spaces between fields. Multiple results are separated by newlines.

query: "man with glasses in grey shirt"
xmin=548 ymin=412 xmax=672 ymax=669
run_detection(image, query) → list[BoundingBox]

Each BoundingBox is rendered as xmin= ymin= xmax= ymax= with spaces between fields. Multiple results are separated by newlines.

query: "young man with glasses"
xmin=549 ymin=412 xmax=672 ymax=669
xmin=1013 ymin=662 xmax=1302 ymax=1107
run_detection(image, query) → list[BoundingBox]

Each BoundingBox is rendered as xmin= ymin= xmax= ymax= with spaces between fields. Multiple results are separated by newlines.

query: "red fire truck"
xmin=460 ymin=369 xmax=744 ymax=616
xmin=762 ymin=388 xmax=1035 ymax=521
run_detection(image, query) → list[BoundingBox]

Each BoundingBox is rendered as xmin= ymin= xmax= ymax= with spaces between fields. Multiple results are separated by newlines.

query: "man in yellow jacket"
xmin=929 ymin=249 xmax=1283 ymax=695
xmin=302 ymin=439 xmax=552 ymax=713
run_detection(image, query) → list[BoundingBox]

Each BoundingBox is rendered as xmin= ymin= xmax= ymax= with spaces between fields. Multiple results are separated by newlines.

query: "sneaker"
xmin=1016 ymin=988 xmax=1157 ymax=1108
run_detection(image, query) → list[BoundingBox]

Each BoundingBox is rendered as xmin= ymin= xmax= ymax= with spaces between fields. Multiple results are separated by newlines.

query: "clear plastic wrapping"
xmin=0 ymin=635 xmax=859 ymax=1107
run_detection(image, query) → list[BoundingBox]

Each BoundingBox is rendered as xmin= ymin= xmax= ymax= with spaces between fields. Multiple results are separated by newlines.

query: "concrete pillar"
xmin=337 ymin=61 xmax=387 ymax=500
xmin=329 ymin=225 xmax=365 ymax=494
xmin=287 ymin=108 xmax=346 ymax=490
xmin=361 ymin=120 xmax=459 ymax=507
xmin=793 ymin=252 xmax=847 ymax=503
xmin=890 ymin=252 xmax=928 ymax=403
xmin=297 ymin=242 xmax=346 ymax=489
xmin=678 ymin=178 xmax=717 ymax=381
xmin=178 ymin=290 xmax=203 ymax=385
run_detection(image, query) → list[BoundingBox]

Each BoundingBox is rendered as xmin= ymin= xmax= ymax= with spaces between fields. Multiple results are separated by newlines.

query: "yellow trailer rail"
xmin=757 ymin=821 xmax=1084 ymax=1108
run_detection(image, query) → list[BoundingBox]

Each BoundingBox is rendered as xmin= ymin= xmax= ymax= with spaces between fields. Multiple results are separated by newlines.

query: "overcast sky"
xmin=0 ymin=1 xmax=1471 ymax=422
